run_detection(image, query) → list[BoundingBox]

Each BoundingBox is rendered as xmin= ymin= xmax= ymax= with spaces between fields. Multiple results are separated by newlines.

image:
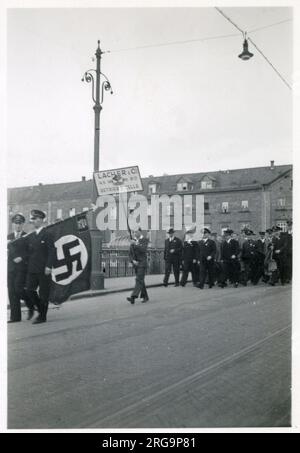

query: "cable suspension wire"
xmin=104 ymin=13 xmax=291 ymax=54
xmin=104 ymin=32 xmax=240 ymax=54
xmin=248 ymin=37 xmax=292 ymax=90
xmin=248 ymin=18 xmax=292 ymax=34
xmin=215 ymin=7 xmax=244 ymax=35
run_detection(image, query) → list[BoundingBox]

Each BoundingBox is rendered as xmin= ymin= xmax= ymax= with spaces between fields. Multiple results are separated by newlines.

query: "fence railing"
xmin=100 ymin=248 xmax=165 ymax=278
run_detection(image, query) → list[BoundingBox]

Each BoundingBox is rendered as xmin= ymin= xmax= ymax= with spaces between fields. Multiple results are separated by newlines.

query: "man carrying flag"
xmin=25 ymin=210 xmax=55 ymax=324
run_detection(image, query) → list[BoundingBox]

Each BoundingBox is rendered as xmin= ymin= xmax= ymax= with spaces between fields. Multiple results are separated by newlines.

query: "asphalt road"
xmin=8 ymin=282 xmax=291 ymax=429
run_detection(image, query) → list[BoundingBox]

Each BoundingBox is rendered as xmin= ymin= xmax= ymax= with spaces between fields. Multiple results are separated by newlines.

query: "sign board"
xmin=94 ymin=166 xmax=143 ymax=196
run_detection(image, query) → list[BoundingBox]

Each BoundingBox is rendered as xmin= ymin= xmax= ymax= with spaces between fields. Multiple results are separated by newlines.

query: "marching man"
xmin=25 ymin=210 xmax=55 ymax=324
xmin=127 ymin=228 xmax=149 ymax=305
xmin=7 ymin=213 xmax=30 ymax=323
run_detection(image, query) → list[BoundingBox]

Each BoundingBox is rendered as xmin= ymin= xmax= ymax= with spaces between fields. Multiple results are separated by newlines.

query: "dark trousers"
xmin=215 ymin=261 xmax=225 ymax=285
xmin=180 ymin=260 xmax=197 ymax=285
xmin=274 ymin=256 xmax=286 ymax=285
xmin=131 ymin=265 xmax=148 ymax=299
xmin=251 ymin=256 xmax=265 ymax=284
xmin=163 ymin=259 xmax=180 ymax=285
xmin=199 ymin=259 xmax=215 ymax=287
xmin=26 ymin=272 xmax=51 ymax=321
xmin=286 ymin=254 xmax=292 ymax=282
xmin=7 ymin=271 xmax=28 ymax=321
xmin=223 ymin=259 xmax=240 ymax=285
xmin=241 ymin=260 xmax=253 ymax=285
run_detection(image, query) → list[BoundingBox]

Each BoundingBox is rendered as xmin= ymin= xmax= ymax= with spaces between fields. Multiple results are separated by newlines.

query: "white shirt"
xmin=14 ymin=231 xmax=22 ymax=239
xmin=35 ymin=226 xmax=44 ymax=235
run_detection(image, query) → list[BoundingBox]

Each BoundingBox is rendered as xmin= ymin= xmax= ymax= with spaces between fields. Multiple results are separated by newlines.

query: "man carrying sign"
xmin=127 ymin=228 xmax=149 ymax=305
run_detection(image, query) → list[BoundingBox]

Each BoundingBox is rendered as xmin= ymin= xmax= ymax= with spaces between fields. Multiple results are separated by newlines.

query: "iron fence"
xmin=100 ymin=248 xmax=165 ymax=278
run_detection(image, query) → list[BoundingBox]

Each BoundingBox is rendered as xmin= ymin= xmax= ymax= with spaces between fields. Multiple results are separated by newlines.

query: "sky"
xmin=6 ymin=5 xmax=293 ymax=187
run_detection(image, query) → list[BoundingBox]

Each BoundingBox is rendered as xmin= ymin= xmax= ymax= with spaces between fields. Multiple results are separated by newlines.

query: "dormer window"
xmin=148 ymin=184 xmax=157 ymax=194
xmin=200 ymin=175 xmax=216 ymax=190
xmin=201 ymin=180 xmax=213 ymax=189
xmin=176 ymin=177 xmax=193 ymax=192
xmin=177 ymin=182 xmax=188 ymax=191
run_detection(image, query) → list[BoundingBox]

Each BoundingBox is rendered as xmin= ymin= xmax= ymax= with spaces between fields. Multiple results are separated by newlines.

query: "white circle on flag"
xmin=52 ymin=234 xmax=88 ymax=286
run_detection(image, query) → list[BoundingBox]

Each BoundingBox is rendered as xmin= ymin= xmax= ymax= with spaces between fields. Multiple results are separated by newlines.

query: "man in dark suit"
xmin=272 ymin=226 xmax=287 ymax=285
xmin=220 ymin=229 xmax=240 ymax=288
xmin=253 ymin=231 xmax=267 ymax=285
xmin=197 ymin=228 xmax=216 ymax=289
xmin=25 ymin=209 xmax=55 ymax=324
xmin=7 ymin=213 xmax=31 ymax=323
xmin=240 ymin=229 xmax=256 ymax=286
xmin=180 ymin=226 xmax=198 ymax=287
xmin=163 ymin=228 xmax=183 ymax=287
xmin=127 ymin=228 xmax=149 ymax=304
xmin=285 ymin=220 xmax=293 ymax=283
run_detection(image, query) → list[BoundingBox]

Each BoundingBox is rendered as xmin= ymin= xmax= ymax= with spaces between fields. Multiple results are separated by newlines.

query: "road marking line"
xmin=83 ymin=324 xmax=291 ymax=428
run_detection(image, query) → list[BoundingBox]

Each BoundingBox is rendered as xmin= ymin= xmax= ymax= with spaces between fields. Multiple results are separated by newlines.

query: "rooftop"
xmin=8 ymin=163 xmax=292 ymax=204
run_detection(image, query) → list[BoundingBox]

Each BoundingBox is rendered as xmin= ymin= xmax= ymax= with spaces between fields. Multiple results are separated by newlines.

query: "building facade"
xmin=7 ymin=162 xmax=292 ymax=248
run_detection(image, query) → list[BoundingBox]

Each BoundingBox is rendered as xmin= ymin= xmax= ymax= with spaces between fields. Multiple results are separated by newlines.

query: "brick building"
xmin=7 ymin=161 xmax=292 ymax=248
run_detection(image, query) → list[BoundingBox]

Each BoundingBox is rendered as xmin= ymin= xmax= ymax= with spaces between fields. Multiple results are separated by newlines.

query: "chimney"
xmin=82 ymin=176 xmax=86 ymax=182
xmin=270 ymin=160 xmax=275 ymax=170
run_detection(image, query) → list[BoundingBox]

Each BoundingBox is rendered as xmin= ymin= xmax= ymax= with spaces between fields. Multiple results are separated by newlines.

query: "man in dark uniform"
xmin=197 ymin=228 xmax=216 ymax=289
xmin=127 ymin=228 xmax=149 ymax=304
xmin=286 ymin=220 xmax=292 ymax=283
xmin=220 ymin=229 xmax=240 ymax=288
xmin=272 ymin=225 xmax=287 ymax=286
xmin=25 ymin=210 xmax=55 ymax=324
xmin=180 ymin=226 xmax=198 ymax=287
xmin=7 ymin=214 xmax=32 ymax=323
xmin=163 ymin=228 xmax=183 ymax=287
xmin=253 ymin=231 xmax=267 ymax=284
xmin=240 ymin=229 xmax=256 ymax=286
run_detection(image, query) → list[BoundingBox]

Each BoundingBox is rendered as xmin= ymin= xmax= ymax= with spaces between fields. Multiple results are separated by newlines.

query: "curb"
xmin=9 ymin=279 xmax=182 ymax=308
xmin=69 ymin=281 xmax=174 ymax=301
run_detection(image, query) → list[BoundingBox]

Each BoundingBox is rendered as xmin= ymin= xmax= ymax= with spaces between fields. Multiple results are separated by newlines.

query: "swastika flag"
xmin=48 ymin=213 xmax=91 ymax=303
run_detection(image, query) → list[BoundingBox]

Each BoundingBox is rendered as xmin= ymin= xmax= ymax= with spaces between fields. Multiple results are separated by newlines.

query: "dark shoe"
xmin=163 ymin=283 xmax=168 ymax=287
xmin=32 ymin=317 xmax=46 ymax=325
xmin=127 ymin=296 xmax=136 ymax=305
xmin=174 ymin=283 xmax=179 ymax=287
xmin=8 ymin=319 xmax=21 ymax=323
xmin=209 ymin=285 xmax=213 ymax=289
xmin=27 ymin=309 xmax=34 ymax=321
xmin=141 ymin=297 xmax=149 ymax=303
xmin=197 ymin=285 xmax=204 ymax=289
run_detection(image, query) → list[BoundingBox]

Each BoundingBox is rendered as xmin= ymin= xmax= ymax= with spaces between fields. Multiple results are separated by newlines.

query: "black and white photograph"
xmin=1 ymin=0 xmax=299 ymax=434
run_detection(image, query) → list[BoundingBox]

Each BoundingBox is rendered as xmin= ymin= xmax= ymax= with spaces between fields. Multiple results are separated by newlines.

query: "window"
xmin=221 ymin=226 xmax=230 ymax=234
xmin=276 ymin=221 xmax=287 ymax=232
xmin=177 ymin=182 xmax=189 ymax=191
xmin=82 ymin=207 xmax=89 ymax=212
xmin=166 ymin=205 xmax=174 ymax=216
xmin=241 ymin=223 xmax=250 ymax=230
xmin=222 ymin=202 xmax=229 ymax=213
xmin=148 ymin=184 xmax=157 ymax=194
xmin=184 ymin=204 xmax=192 ymax=215
xmin=241 ymin=200 xmax=248 ymax=210
xmin=204 ymin=202 xmax=209 ymax=211
xmin=110 ymin=206 xmax=117 ymax=220
xmin=201 ymin=180 xmax=212 ymax=190
xmin=69 ymin=208 xmax=75 ymax=217
xmin=278 ymin=198 xmax=286 ymax=207
xmin=56 ymin=208 xmax=62 ymax=219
